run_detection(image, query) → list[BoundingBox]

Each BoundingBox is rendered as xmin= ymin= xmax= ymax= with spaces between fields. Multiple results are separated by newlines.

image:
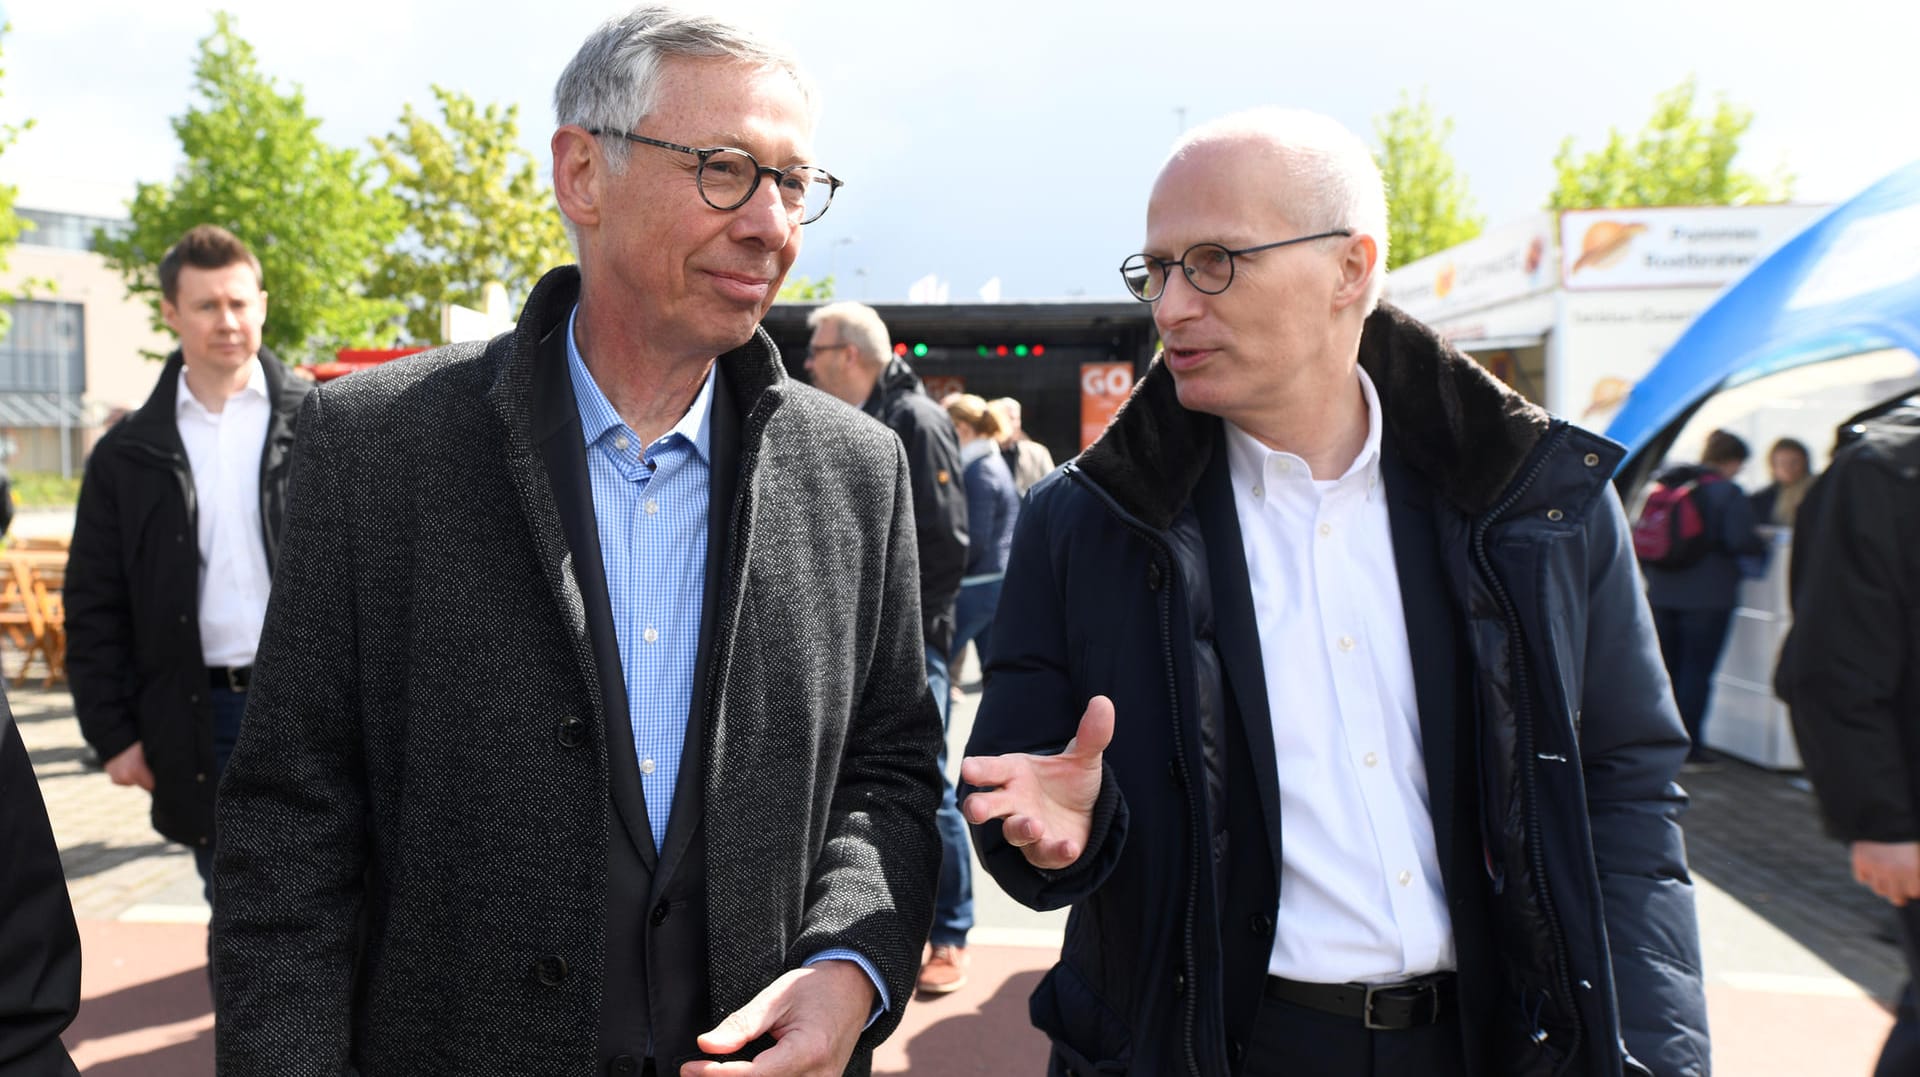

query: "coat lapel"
xmin=1192 ymin=437 xmax=1287 ymax=885
xmin=1380 ymin=431 xmax=1462 ymax=899
xmin=530 ymin=319 xmax=658 ymax=871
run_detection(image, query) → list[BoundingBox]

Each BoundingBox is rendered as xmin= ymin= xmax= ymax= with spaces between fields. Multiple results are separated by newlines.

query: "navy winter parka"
xmin=965 ymin=306 xmax=1709 ymax=1076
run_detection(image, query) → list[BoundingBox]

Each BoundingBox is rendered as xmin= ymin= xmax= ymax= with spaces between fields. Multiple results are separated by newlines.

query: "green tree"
xmin=777 ymin=274 xmax=835 ymax=301
xmin=1373 ymin=89 xmax=1484 ymax=269
xmin=96 ymin=13 xmax=402 ymax=362
xmin=370 ymin=87 xmax=570 ymax=344
xmin=0 ymin=23 xmax=37 ymax=339
xmin=1549 ymin=76 xmax=1793 ymax=210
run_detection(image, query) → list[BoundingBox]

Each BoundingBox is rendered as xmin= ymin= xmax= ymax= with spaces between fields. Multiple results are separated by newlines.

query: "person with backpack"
xmin=1639 ymin=429 xmax=1764 ymax=768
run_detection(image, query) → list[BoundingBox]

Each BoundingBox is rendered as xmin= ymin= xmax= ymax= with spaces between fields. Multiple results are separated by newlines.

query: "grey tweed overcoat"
xmin=211 ymin=267 xmax=944 ymax=1076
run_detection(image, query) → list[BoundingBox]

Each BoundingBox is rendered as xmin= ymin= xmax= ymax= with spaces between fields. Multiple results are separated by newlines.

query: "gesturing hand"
xmin=959 ymin=696 xmax=1114 ymax=870
xmin=682 ymin=960 xmax=872 ymax=1076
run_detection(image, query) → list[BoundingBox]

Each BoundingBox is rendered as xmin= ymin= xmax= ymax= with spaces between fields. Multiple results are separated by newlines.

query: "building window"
xmin=0 ymin=300 xmax=86 ymax=394
xmin=15 ymin=208 xmax=130 ymax=253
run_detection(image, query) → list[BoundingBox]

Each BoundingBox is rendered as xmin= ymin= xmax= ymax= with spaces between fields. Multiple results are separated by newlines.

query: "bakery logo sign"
xmin=1559 ymin=205 xmax=1822 ymax=290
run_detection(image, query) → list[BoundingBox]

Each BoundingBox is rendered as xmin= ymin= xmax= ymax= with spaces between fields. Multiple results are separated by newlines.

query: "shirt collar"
xmin=176 ymin=356 xmax=269 ymax=417
xmin=1223 ymin=364 xmax=1385 ymax=492
xmin=565 ymin=303 xmax=714 ymax=463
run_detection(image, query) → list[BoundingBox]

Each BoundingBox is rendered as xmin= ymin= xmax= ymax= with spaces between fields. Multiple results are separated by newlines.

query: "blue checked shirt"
xmin=565 ymin=309 xmax=886 ymax=1023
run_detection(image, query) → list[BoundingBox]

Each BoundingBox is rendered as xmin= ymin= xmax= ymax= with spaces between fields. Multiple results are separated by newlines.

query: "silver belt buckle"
xmin=1362 ymin=982 xmax=1392 ymax=1030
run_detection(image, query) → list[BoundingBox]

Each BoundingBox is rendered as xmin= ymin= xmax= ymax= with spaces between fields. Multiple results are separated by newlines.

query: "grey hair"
xmin=1171 ymin=107 xmax=1391 ymax=313
xmin=807 ymin=302 xmax=892 ymax=368
xmin=552 ymin=7 xmax=817 ymax=264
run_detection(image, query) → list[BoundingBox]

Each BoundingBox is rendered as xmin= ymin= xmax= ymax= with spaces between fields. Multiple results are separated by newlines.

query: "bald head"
xmin=1160 ymin=108 xmax=1389 ymax=311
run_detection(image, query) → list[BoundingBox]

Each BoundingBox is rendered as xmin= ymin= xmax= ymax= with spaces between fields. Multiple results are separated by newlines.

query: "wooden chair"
xmin=3 ymin=553 xmax=67 ymax=686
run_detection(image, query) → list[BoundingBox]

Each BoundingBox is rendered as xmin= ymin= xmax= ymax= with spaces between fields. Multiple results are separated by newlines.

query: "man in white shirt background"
xmin=66 ymin=224 xmax=310 ymax=908
xmin=961 ymin=109 xmax=1708 ymax=1076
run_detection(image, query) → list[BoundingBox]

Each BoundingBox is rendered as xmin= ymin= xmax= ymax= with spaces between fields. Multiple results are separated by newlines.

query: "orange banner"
xmin=1079 ymin=362 xmax=1134 ymax=449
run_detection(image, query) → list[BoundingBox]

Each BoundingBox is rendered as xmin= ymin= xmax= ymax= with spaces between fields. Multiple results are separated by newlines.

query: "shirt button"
xmin=1398 ymin=870 xmax=1413 ymax=887
xmin=644 ymin=498 xmax=659 ymax=515
xmin=1276 ymin=460 xmax=1292 ymax=474
xmin=1338 ymin=635 xmax=1356 ymax=652
xmin=643 ymin=626 xmax=658 ymax=644
xmin=1251 ymin=485 xmax=1264 ymax=498
xmin=1363 ymin=752 xmax=1378 ymax=768
xmin=614 ymin=436 xmax=630 ymax=451
xmin=1319 ymin=522 xmax=1333 ymax=537
xmin=640 ymin=758 xmax=656 ymax=775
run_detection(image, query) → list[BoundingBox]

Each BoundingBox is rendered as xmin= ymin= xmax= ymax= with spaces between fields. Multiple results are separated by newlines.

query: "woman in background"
xmin=945 ymin=394 xmax=1021 ymax=677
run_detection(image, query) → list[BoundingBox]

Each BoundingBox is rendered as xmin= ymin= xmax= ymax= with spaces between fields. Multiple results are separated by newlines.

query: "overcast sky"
xmin=4 ymin=0 xmax=1914 ymax=302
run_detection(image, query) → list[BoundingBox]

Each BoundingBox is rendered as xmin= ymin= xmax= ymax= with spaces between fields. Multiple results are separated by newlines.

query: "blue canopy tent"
xmin=1606 ymin=161 xmax=1920 ymax=491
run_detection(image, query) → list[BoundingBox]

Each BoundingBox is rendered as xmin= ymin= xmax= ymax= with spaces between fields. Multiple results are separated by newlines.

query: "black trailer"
xmin=760 ymin=300 xmax=1160 ymax=467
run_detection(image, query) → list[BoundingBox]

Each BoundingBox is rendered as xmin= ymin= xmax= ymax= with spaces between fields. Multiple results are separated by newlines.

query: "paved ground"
xmin=16 ymin=649 xmax=1907 ymax=1074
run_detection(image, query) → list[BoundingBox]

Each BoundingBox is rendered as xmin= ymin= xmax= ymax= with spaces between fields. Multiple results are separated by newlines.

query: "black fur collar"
xmin=1075 ymin=302 xmax=1553 ymax=529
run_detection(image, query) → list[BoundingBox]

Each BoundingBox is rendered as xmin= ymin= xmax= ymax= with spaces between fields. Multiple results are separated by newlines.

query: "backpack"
xmin=1633 ymin=471 xmax=1721 ymax=568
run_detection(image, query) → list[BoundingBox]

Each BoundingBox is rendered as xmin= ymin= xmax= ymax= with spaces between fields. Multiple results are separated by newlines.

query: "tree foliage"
xmin=0 ymin=23 xmax=36 ymax=339
xmin=777 ymin=274 xmax=835 ymax=301
xmin=369 ymin=87 xmax=570 ymax=344
xmin=96 ymin=13 xmax=402 ymax=362
xmin=1549 ymin=76 xmax=1792 ymax=210
xmin=1373 ymin=89 xmax=1484 ymax=270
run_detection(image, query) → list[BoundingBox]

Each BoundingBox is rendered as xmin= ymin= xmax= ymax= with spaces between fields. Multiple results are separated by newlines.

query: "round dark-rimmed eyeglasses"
xmin=586 ymin=129 xmax=843 ymax=225
xmin=1119 ymin=230 xmax=1353 ymax=301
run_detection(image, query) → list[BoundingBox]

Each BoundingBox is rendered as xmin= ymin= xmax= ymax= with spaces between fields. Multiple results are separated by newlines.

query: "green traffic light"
xmin=977 ymin=345 xmax=989 ymax=357
xmin=913 ymin=343 xmax=929 ymax=357
xmin=1014 ymin=344 xmax=1029 ymax=357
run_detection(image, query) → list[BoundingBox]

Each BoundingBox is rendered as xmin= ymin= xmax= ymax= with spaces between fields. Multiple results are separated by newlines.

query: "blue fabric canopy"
xmin=1605 ymin=161 xmax=1920 ymax=457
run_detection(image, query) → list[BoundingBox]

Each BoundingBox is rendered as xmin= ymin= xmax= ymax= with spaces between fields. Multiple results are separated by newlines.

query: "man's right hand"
xmin=1853 ymin=840 xmax=1920 ymax=905
xmin=104 ymin=742 xmax=156 ymax=792
xmin=959 ymin=696 xmax=1113 ymax=870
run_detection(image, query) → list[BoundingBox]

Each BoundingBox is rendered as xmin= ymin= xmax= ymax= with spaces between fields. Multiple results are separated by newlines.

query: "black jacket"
xmin=966 ymin=305 xmax=1708 ymax=1077
xmin=863 ymin=357 xmax=967 ymax=656
xmin=0 ymin=696 xmax=81 ymax=1077
xmin=65 ymin=350 xmax=309 ymax=846
xmin=1779 ymin=396 xmax=1920 ymax=844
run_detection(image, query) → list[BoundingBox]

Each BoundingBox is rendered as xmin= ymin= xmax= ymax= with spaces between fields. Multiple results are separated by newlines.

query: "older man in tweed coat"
xmin=211 ymin=9 xmax=942 ymax=1077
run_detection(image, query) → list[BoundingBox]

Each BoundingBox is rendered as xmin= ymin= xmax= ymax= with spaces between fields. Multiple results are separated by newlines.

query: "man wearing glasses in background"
xmin=212 ymin=8 xmax=942 ymax=1077
xmin=962 ymin=108 xmax=1709 ymax=1075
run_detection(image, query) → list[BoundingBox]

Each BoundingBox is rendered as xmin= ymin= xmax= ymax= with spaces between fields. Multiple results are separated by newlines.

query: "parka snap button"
xmin=1546 ymin=508 xmax=1564 ymax=521
xmin=1147 ymin=563 xmax=1163 ymax=591
xmin=1583 ymin=453 xmax=1600 ymax=467
xmin=1173 ymin=973 xmax=1186 ymax=995
xmin=1250 ymin=913 xmax=1273 ymax=936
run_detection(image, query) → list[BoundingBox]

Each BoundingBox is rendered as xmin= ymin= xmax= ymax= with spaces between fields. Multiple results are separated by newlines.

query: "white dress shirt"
xmin=1224 ymin=366 xmax=1457 ymax=985
xmin=176 ymin=358 xmax=274 ymax=668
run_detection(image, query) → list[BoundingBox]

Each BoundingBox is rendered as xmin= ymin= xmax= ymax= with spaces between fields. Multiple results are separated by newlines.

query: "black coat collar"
xmin=1075 ymin=303 xmax=1555 ymax=528
xmin=121 ymin=345 xmax=299 ymax=451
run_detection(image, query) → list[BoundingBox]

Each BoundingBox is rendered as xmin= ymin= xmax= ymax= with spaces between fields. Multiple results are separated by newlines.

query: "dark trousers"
xmin=1244 ymin=991 xmax=1467 ymax=1077
xmin=1877 ymin=902 xmax=1920 ymax=1076
xmin=926 ymin=644 xmax=973 ymax=948
xmin=190 ymin=684 xmax=247 ymax=899
xmin=953 ymin=576 xmax=1003 ymax=674
xmin=1651 ymin=606 xmax=1735 ymax=757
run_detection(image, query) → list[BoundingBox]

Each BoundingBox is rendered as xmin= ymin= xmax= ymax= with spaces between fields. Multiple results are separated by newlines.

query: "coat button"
xmin=1546 ymin=508 xmax=1564 ymax=521
xmin=557 ymin=716 xmax=587 ymax=749
xmin=1250 ymin=913 xmax=1273 ymax=936
xmin=650 ymin=901 xmax=670 ymax=927
xmin=196 ymin=772 xmax=207 ymax=783
xmin=1583 ymin=453 xmax=1600 ymax=468
xmin=178 ymin=614 xmax=188 ymax=625
xmin=534 ymin=955 xmax=569 ymax=986
xmin=610 ymin=1055 xmax=639 ymax=1075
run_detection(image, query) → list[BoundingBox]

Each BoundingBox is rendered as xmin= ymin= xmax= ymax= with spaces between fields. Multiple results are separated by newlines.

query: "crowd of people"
xmin=4 ymin=5 xmax=1917 ymax=1077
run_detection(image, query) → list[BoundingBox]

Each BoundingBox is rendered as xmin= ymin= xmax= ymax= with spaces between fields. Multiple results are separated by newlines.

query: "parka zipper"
xmin=129 ymin=440 xmax=198 ymax=539
xmin=1065 ymin=465 xmax=1203 ymax=1077
xmin=1468 ymin=424 xmax=1584 ymax=1073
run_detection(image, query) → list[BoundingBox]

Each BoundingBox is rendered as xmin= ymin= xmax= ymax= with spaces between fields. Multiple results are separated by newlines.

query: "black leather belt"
xmin=1264 ymin=972 xmax=1455 ymax=1030
xmin=208 ymin=665 xmax=252 ymax=692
